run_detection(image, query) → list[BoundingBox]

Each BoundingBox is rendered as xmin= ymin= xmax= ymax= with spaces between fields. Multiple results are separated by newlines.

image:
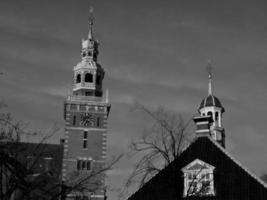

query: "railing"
xmin=66 ymin=95 xmax=108 ymax=103
xmin=73 ymin=83 xmax=95 ymax=90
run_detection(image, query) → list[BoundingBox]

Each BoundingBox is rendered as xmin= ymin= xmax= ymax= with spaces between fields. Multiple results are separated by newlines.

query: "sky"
xmin=1 ymin=0 xmax=267 ymax=199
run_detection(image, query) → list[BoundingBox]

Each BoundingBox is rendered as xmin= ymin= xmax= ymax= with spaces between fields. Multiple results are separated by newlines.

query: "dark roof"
xmin=0 ymin=141 xmax=64 ymax=199
xmin=199 ymin=95 xmax=225 ymax=112
xmin=0 ymin=141 xmax=63 ymax=176
xmin=127 ymin=136 xmax=267 ymax=200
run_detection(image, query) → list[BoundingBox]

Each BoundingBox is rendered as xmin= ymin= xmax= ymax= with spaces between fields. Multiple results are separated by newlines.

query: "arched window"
xmin=207 ymin=111 xmax=212 ymax=118
xmin=76 ymin=74 xmax=81 ymax=83
xmin=215 ymin=112 xmax=219 ymax=121
xmin=85 ymin=73 xmax=93 ymax=83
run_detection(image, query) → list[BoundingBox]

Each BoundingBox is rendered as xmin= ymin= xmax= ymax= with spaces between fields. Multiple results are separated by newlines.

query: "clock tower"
xmin=62 ymin=10 xmax=111 ymax=200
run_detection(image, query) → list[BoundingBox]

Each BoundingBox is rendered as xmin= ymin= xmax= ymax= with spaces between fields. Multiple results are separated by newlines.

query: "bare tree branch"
xmin=121 ymin=103 xmax=193 ymax=198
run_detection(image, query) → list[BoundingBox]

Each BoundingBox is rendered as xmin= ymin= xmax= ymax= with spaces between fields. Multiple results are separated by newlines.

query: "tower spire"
xmin=198 ymin=61 xmax=226 ymax=147
xmin=88 ymin=6 xmax=94 ymax=40
xmin=206 ymin=60 xmax=213 ymax=95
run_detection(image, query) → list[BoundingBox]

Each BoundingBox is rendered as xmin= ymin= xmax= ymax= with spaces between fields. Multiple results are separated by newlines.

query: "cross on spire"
xmin=206 ymin=60 xmax=213 ymax=95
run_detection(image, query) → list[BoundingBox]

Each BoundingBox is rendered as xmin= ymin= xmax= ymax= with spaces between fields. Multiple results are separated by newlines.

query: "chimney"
xmin=193 ymin=115 xmax=213 ymax=137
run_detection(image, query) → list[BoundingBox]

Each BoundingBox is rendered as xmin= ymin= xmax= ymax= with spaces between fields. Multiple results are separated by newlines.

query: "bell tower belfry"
xmin=62 ymin=8 xmax=111 ymax=200
xmin=73 ymin=9 xmax=104 ymax=97
xmin=198 ymin=63 xmax=225 ymax=147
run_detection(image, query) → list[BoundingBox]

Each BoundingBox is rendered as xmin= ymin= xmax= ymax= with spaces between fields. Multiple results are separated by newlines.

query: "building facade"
xmin=62 ymin=12 xmax=111 ymax=200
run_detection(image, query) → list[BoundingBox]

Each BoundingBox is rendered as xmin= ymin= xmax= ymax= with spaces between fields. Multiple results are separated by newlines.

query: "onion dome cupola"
xmin=72 ymin=7 xmax=105 ymax=97
xmin=198 ymin=63 xmax=226 ymax=147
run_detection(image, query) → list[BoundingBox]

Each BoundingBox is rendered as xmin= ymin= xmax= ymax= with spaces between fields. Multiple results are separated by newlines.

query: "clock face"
xmin=80 ymin=113 xmax=95 ymax=126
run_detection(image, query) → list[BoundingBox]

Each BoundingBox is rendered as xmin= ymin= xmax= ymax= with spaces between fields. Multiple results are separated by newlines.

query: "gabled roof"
xmin=127 ymin=136 xmax=267 ymax=200
xmin=206 ymin=136 xmax=267 ymax=188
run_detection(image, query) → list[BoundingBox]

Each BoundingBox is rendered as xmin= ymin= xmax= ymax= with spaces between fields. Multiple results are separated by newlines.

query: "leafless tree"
xmin=0 ymin=103 xmax=121 ymax=200
xmin=185 ymin=165 xmax=213 ymax=197
xmin=122 ymin=103 xmax=192 ymax=196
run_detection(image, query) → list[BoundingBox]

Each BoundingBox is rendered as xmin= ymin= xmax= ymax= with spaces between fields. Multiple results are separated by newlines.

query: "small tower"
xmin=73 ymin=7 xmax=104 ymax=97
xmin=62 ymin=8 xmax=111 ymax=200
xmin=198 ymin=62 xmax=225 ymax=147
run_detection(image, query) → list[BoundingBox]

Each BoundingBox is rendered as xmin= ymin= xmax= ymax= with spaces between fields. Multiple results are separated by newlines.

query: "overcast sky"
xmin=1 ymin=0 xmax=267 ymax=199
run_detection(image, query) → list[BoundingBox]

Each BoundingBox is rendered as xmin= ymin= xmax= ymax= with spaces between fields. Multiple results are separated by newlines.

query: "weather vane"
xmin=206 ymin=59 xmax=213 ymax=79
xmin=88 ymin=5 xmax=94 ymax=39
xmin=206 ymin=60 xmax=213 ymax=95
xmin=89 ymin=6 xmax=94 ymax=25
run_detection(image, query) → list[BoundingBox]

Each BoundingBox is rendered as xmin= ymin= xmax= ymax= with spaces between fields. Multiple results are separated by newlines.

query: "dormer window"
xmin=182 ymin=159 xmax=215 ymax=197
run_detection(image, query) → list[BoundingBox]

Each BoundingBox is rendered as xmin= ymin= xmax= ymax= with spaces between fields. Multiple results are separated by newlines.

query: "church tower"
xmin=62 ymin=9 xmax=111 ymax=200
xmin=198 ymin=63 xmax=225 ymax=147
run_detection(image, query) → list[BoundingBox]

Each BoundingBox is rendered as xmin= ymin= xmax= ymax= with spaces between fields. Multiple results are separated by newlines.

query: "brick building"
xmin=1 ymin=10 xmax=111 ymax=200
xmin=61 ymin=10 xmax=111 ymax=200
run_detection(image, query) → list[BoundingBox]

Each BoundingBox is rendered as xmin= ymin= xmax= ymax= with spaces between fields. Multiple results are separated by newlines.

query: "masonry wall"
xmin=62 ymin=100 xmax=109 ymax=199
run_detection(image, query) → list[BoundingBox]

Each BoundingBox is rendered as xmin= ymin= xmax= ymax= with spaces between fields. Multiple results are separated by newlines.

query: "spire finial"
xmin=206 ymin=60 xmax=213 ymax=95
xmin=88 ymin=6 xmax=94 ymax=40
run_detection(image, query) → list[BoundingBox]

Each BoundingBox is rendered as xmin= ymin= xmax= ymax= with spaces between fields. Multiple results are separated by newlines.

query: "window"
xmin=84 ymin=131 xmax=88 ymax=139
xmin=83 ymin=131 xmax=88 ymax=149
xmin=77 ymin=160 xmax=81 ymax=170
xmin=207 ymin=111 xmax=212 ymax=118
xmin=73 ymin=115 xmax=76 ymax=125
xmin=77 ymin=159 xmax=92 ymax=171
xmin=85 ymin=73 xmax=93 ymax=83
xmin=43 ymin=157 xmax=52 ymax=172
xmin=215 ymin=112 xmax=219 ymax=121
xmin=83 ymin=140 xmax=87 ymax=149
xmin=97 ymin=117 xmax=100 ymax=127
xmin=87 ymin=160 xmax=92 ymax=170
xmin=26 ymin=155 xmax=34 ymax=169
xmin=82 ymin=161 xmax=86 ymax=169
xmin=182 ymin=159 xmax=215 ymax=197
xmin=76 ymin=74 xmax=81 ymax=83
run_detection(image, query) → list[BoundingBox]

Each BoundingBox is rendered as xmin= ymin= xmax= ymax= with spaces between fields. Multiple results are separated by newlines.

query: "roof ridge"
xmin=207 ymin=136 xmax=267 ymax=188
